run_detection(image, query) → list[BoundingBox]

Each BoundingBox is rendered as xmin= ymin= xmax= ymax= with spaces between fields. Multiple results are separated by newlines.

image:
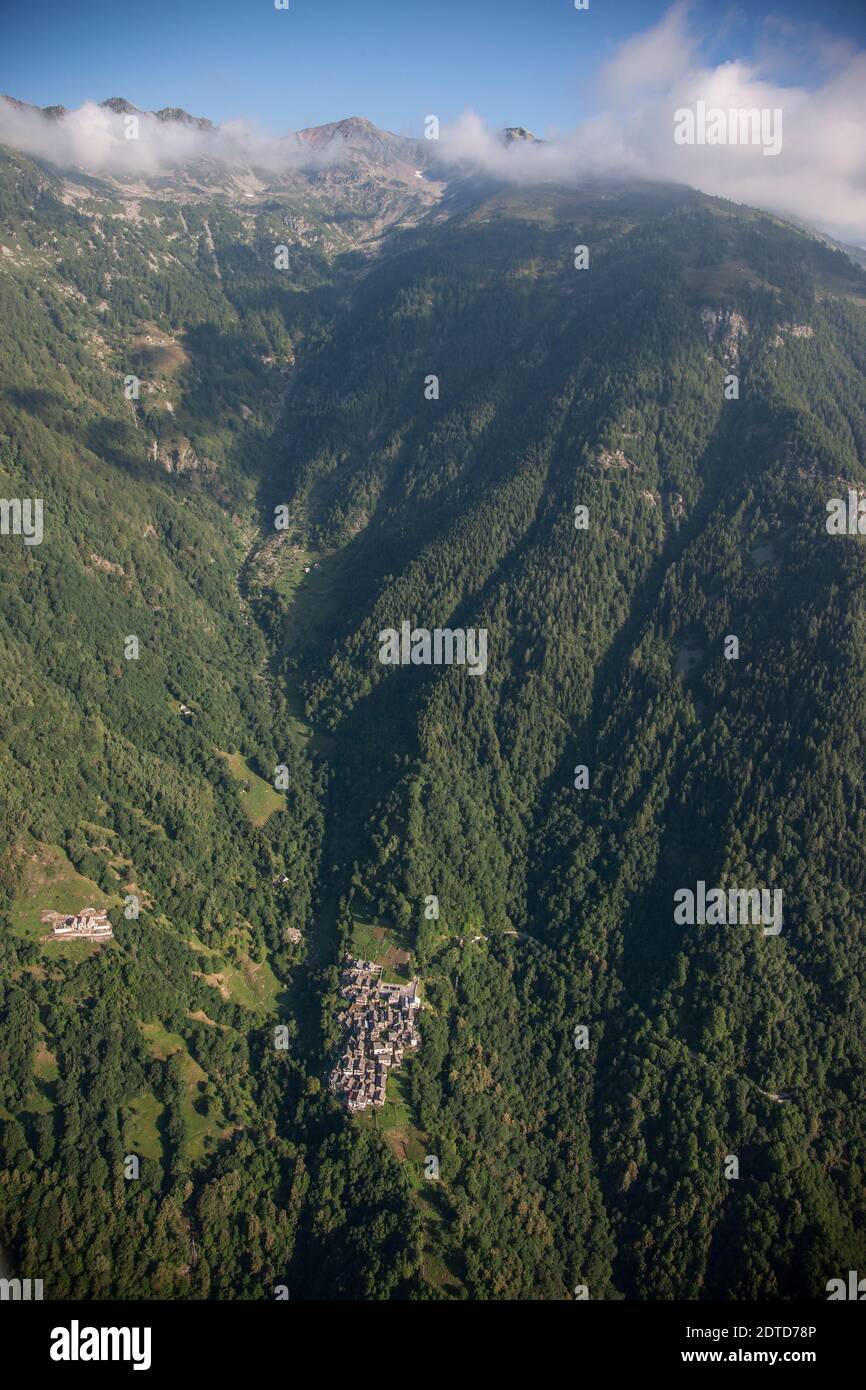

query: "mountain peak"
xmin=1 ymin=94 xmax=67 ymax=121
xmin=334 ymin=116 xmax=379 ymax=135
xmin=297 ymin=116 xmax=400 ymax=150
xmin=95 ymin=98 xmax=212 ymax=128
xmin=100 ymin=96 xmax=141 ymax=115
xmin=154 ymin=106 xmax=215 ymax=131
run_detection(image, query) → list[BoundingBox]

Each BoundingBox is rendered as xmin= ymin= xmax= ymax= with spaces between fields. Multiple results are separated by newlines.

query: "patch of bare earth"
xmin=384 ymin=1128 xmax=410 ymax=1161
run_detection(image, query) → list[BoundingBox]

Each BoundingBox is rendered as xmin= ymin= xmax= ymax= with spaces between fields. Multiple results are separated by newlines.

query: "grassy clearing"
xmin=237 ymin=954 xmax=281 ymax=1009
xmin=377 ymin=1069 xmax=428 ymax=1181
xmin=357 ymin=1066 xmax=425 ymax=1171
xmin=359 ymin=1060 xmax=464 ymax=1296
xmin=182 ymin=1050 xmax=225 ymax=1162
xmin=130 ymin=325 xmax=189 ymax=376
xmin=199 ymin=952 xmax=281 ymax=1012
xmin=192 ymin=922 xmax=282 ymax=1012
xmin=131 ymin=807 xmax=167 ymax=840
xmin=34 ymin=1040 xmax=58 ymax=1083
xmin=267 ymin=544 xmax=330 ymax=612
xmin=43 ymin=935 xmax=116 ymax=964
xmin=217 ymin=749 xmax=284 ymax=826
xmin=125 ymin=1092 xmax=164 ymax=1162
xmin=22 ymin=1082 xmax=54 ymax=1116
xmin=417 ymin=1188 xmax=466 ymax=1298
xmin=189 ymin=921 xmax=282 ymax=1012
xmin=187 ymin=932 xmax=218 ymax=957
xmin=8 ymin=841 xmax=115 ymax=942
xmin=140 ymin=1019 xmax=186 ymax=1060
xmin=186 ymin=1008 xmax=225 ymax=1028
xmin=378 ymin=1065 xmax=423 ymax=1148
xmin=349 ymin=918 xmax=413 ymax=981
xmin=285 ymin=701 xmax=315 ymax=753
xmin=138 ymin=1021 xmax=227 ymax=1161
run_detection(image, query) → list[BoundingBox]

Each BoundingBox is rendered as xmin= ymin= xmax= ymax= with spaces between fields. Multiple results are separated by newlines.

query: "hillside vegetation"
xmin=1 ymin=142 xmax=865 ymax=1298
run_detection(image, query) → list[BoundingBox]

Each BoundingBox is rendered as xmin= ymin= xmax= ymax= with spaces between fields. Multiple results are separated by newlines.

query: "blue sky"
xmin=2 ymin=0 xmax=866 ymax=135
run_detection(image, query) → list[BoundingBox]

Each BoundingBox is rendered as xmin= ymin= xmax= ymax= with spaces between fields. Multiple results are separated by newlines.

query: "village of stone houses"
xmin=35 ymin=897 xmax=421 ymax=1116
xmin=329 ymin=958 xmax=421 ymax=1112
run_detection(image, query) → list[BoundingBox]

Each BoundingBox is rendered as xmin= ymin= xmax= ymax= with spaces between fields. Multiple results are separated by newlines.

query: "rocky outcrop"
xmin=503 ymin=127 xmax=541 ymax=144
xmin=150 ymin=437 xmax=213 ymax=475
xmin=701 ymin=306 xmax=749 ymax=365
xmin=770 ymin=323 xmax=815 ymax=347
xmin=597 ymin=448 xmax=634 ymax=469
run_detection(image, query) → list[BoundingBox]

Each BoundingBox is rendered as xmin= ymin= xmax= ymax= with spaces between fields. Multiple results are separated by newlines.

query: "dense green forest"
xmin=1 ymin=139 xmax=865 ymax=1299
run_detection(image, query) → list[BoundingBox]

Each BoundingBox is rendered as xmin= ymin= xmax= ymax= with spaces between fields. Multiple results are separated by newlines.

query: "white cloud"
xmin=434 ymin=7 xmax=866 ymax=245
xmin=598 ymin=0 xmax=696 ymax=94
xmin=1 ymin=5 xmax=864 ymax=244
xmin=0 ymin=99 xmax=329 ymax=179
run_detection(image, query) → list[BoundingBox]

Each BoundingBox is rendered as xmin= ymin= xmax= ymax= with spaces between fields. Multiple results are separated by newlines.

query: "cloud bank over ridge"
xmin=1 ymin=4 xmax=864 ymax=244
xmin=436 ymin=4 xmax=866 ymax=245
xmin=0 ymin=97 xmax=334 ymax=179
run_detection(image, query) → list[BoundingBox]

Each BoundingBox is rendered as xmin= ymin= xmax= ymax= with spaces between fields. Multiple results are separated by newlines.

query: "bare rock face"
xmin=99 ymin=97 xmax=213 ymax=129
xmin=1 ymin=96 xmax=448 ymax=251
xmin=770 ymin=322 xmax=815 ymax=347
xmin=88 ymin=553 xmax=126 ymax=578
xmin=598 ymin=448 xmax=634 ymax=470
xmin=155 ymin=107 xmax=215 ymax=131
xmin=100 ymin=96 xmax=141 ymax=115
xmin=151 ymin=437 xmax=210 ymax=474
xmin=503 ymin=126 xmax=541 ymax=143
xmin=701 ymin=306 xmax=749 ymax=365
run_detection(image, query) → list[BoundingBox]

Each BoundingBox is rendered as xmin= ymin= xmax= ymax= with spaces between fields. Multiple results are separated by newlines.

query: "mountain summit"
xmin=503 ymin=125 xmax=541 ymax=143
xmin=99 ymin=97 xmax=214 ymax=129
xmin=1 ymin=93 xmax=215 ymax=130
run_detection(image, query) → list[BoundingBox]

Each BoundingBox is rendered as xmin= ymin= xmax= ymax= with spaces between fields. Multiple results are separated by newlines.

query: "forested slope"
xmin=263 ymin=182 xmax=866 ymax=1298
xmin=0 ymin=144 xmax=418 ymax=1298
xmin=1 ymin=146 xmax=865 ymax=1298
